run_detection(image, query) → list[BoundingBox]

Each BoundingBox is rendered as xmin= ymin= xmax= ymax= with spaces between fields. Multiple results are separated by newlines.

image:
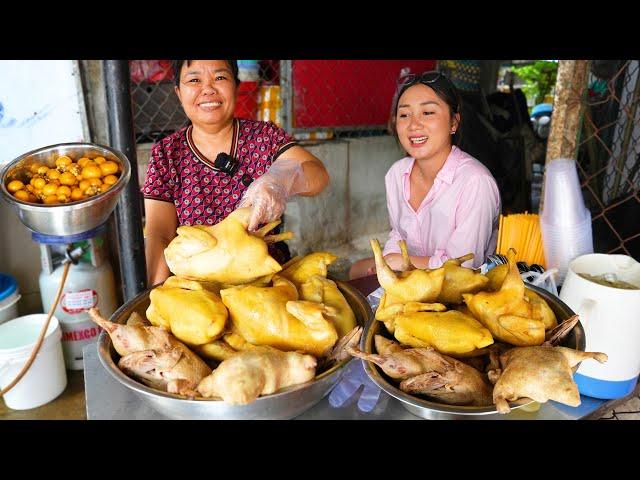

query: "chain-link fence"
xmin=577 ymin=60 xmax=640 ymax=259
xmin=129 ymin=60 xmax=438 ymax=144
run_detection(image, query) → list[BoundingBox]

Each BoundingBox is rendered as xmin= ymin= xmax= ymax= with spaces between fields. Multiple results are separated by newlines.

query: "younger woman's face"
xmin=395 ymin=83 xmax=459 ymax=161
xmin=175 ymin=60 xmax=237 ymax=129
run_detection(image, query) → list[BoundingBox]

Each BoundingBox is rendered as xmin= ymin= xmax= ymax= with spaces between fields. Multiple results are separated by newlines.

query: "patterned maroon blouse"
xmin=141 ymin=119 xmax=296 ymax=226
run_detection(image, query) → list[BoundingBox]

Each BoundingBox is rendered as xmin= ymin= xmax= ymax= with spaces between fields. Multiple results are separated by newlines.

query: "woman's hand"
xmin=383 ymin=253 xmax=407 ymax=272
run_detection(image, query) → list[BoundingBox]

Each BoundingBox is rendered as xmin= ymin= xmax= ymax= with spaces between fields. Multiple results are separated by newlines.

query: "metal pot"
xmin=97 ymin=279 xmax=372 ymax=420
xmin=0 ymin=142 xmax=131 ymax=236
xmin=362 ymin=284 xmax=585 ymax=419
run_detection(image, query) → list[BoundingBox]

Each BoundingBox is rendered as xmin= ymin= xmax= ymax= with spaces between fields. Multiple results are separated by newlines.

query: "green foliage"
xmin=511 ymin=61 xmax=559 ymax=105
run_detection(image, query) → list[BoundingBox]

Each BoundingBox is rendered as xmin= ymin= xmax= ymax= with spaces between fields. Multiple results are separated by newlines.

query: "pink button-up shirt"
xmin=382 ymin=146 xmax=501 ymax=269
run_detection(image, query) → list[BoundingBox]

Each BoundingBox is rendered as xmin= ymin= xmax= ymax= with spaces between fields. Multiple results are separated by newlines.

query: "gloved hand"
xmin=238 ymin=158 xmax=309 ymax=231
xmin=328 ymin=359 xmax=382 ymax=412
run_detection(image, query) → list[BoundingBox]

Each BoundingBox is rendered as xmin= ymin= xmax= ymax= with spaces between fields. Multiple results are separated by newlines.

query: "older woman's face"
xmin=175 ymin=60 xmax=236 ymax=128
xmin=395 ymin=83 xmax=458 ymax=161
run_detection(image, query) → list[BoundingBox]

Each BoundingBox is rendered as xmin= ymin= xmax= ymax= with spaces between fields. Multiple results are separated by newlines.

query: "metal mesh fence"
xmin=577 ymin=60 xmax=640 ymax=259
xmin=129 ymin=60 xmax=438 ymax=144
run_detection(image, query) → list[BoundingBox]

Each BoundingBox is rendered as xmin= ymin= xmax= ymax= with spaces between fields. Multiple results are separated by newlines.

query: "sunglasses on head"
xmin=397 ymin=70 xmax=445 ymax=87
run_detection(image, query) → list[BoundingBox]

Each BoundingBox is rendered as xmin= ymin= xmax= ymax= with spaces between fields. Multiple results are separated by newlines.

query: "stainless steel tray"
xmin=361 ymin=284 xmax=585 ymax=419
xmin=97 ymin=279 xmax=372 ymax=420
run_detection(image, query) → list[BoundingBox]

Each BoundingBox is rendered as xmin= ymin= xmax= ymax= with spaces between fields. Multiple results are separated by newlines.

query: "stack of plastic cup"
xmin=539 ymin=158 xmax=594 ymax=285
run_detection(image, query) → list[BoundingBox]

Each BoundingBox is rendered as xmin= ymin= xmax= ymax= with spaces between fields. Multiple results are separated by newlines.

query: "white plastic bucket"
xmin=0 ymin=314 xmax=67 ymax=410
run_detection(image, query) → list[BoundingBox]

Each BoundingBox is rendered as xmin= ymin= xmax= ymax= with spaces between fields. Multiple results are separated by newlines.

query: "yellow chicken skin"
xmin=370 ymin=239 xmax=445 ymax=302
xmin=463 ymin=259 xmax=546 ymax=346
xmin=196 ymin=348 xmax=317 ymax=404
xmin=392 ymin=310 xmax=494 ymax=356
xmin=485 ymin=262 xmax=557 ymax=330
xmin=280 ymin=252 xmax=338 ymax=287
xmin=491 ymin=345 xmax=608 ymax=414
xmin=220 ymin=275 xmax=339 ymax=357
xmin=164 ymin=207 xmax=283 ymax=285
xmin=376 ymin=291 xmax=447 ymax=334
xmin=147 ymin=276 xmax=228 ymax=346
xmin=437 ymin=254 xmax=490 ymax=304
xmin=299 ymin=275 xmax=357 ymax=338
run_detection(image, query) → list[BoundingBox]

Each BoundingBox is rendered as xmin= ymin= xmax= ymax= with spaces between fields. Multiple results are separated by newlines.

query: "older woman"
xmin=350 ymin=71 xmax=500 ymax=279
xmin=142 ymin=60 xmax=329 ymax=286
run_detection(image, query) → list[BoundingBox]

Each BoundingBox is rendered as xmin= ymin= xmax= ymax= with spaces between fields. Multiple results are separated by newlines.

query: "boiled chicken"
xmin=492 ymin=345 xmax=608 ymax=413
xmin=392 ymin=310 xmax=494 ymax=356
xmin=88 ymin=308 xmax=211 ymax=396
xmin=486 ymin=262 xmax=557 ymax=330
xmin=220 ymin=275 xmax=339 ymax=357
xmin=370 ymin=239 xmax=445 ymax=302
xmin=437 ymin=254 xmax=490 ymax=304
xmin=463 ymin=257 xmax=546 ymax=346
xmin=375 ymin=290 xmax=447 ymax=334
xmin=146 ymin=276 xmax=228 ymax=346
xmin=280 ymin=251 xmax=338 ymax=287
xmin=164 ymin=207 xmax=283 ymax=284
xmin=196 ymin=348 xmax=317 ymax=404
xmin=299 ymin=274 xmax=357 ymax=338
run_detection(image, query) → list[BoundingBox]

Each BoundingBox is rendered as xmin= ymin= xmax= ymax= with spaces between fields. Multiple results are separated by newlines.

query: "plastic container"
xmin=540 ymin=158 xmax=590 ymax=226
xmin=560 ymin=254 xmax=640 ymax=399
xmin=541 ymin=213 xmax=594 ymax=284
xmin=0 ymin=273 xmax=21 ymax=325
xmin=0 ymin=314 xmax=67 ymax=410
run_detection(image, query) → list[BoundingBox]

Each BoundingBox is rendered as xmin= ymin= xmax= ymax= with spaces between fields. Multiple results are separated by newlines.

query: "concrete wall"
xmin=285 ymin=135 xmax=404 ymax=256
xmin=1 ymin=61 xmax=406 ymax=315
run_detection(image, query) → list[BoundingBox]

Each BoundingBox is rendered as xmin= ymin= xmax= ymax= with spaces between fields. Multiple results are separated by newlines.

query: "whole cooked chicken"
xmin=164 ymin=207 xmax=284 ymax=284
xmin=463 ymin=257 xmax=546 ymax=346
xmin=392 ymin=310 xmax=494 ymax=356
xmin=370 ymin=239 xmax=445 ymax=303
xmin=196 ymin=348 xmax=317 ymax=404
xmin=88 ymin=308 xmax=211 ymax=396
xmin=491 ymin=345 xmax=608 ymax=413
xmin=299 ymin=274 xmax=357 ymax=338
xmin=220 ymin=275 xmax=339 ymax=356
xmin=375 ymin=292 xmax=447 ymax=334
xmin=146 ymin=276 xmax=228 ymax=346
xmin=280 ymin=252 xmax=338 ymax=287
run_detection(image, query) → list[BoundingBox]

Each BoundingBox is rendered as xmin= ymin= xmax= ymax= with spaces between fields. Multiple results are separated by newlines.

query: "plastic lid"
xmin=0 ymin=273 xmax=18 ymax=302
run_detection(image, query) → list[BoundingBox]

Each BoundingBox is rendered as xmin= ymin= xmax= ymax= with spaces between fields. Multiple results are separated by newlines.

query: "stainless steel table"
xmin=83 ymin=344 xmax=609 ymax=420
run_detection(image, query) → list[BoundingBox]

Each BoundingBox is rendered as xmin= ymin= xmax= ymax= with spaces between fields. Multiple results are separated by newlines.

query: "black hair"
xmin=171 ymin=60 xmax=240 ymax=88
xmin=390 ymin=71 xmax=463 ymax=146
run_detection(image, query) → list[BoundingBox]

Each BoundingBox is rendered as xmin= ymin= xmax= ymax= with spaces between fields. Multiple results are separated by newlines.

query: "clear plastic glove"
xmin=327 ymin=286 xmax=385 ymax=412
xmin=238 ymin=158 xmax=309 ymax=231
xmin=328 ymin=359 xmax=382 ymax=412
